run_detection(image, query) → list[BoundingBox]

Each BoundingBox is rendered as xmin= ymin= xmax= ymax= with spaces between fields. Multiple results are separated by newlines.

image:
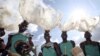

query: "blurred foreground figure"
xmin=0 ymin=28 xmax=6 ymax=56
xmin=38 ymin=52 xmax=43 ymax=56
xmin=59 ymin=31 xmax=75 ymax=56
xmin=0 ymin=28 xmax=5 ymax=37
xmin=28 ymin=35 xmax=36 ymax=56
xmin=0 ymin=38 xmax=6 ymax=56
xmin=41 ymin=30 xmax=61 ymax=56
xmin=72 ymin=47 xmax=84 ymax=56
xmin=6 ymin=20 xmax=35 ymax=56
xmin=80 ymin=31 xmax=100 ymax=56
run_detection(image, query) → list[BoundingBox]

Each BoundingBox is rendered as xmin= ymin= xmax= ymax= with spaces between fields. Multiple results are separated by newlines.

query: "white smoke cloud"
xmin=0 ymin=0 xmax=23 ymax=31
xmin=19 ymin=0 xmax=62 ymax=30
xmin=78 ymin=16 xmax=100 ymax=32
xmin=59 ymin=20 xmax=77 ymax=31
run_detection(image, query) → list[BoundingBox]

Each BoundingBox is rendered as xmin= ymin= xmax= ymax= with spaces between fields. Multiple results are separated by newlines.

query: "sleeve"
xmin=70 ymin=40 xmax=75 ymax=47
xmin=54 ymin=42 xmax=62 ymax=56
xmin=80 ymin=42 xmax=86 ymax=56
xmin=41 ymin=45 xmax=44 ymax=52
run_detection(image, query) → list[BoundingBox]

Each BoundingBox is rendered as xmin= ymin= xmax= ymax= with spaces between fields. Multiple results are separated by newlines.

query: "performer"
xmin=80 ymin=31 xmax=100 ymax=56
xmin=0 ymin=28 xmax=5 ymax=38
xmin=59 ymin=31 xmax=75 ymax=56
xmin=0 ymin=28 xmax=7 ymax=56
xmin=28 ymin=35 xmax=36 ymax=56
xmin=6 ymin=20 xmax=33 ymax=56
xmin=41 ymin=30 xmax=61 ymax=56
xmin=0 ymin=38 xmax=6 ymax=56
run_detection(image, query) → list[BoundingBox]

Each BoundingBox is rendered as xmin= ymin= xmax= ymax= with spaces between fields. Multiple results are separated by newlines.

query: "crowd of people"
xmin=0 ymin=20 xmax=100 ymax=56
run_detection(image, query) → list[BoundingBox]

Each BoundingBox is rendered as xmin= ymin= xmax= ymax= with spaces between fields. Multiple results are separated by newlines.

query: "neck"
xmin=19 ymin=31 xmax=24 ymax=33
xmin=86 ymin=39 xmax=91 ymax=42
xmin=63 ymin=40 xmax=67 ymax=42
xmin=46 ymin=40 xmax=50 ymax=43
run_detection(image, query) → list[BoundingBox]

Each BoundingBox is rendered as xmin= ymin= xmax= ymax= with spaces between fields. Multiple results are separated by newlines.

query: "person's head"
xmin=61 ymin=31 xmax=67 ymax=41
xmin=44 ymin=30 xmax=51 ymax=42
xmin=84 ymin=31 xmax=92 ymax=41
xmin=0 ymin=28 xmax=5 ymax=37
xmin=19 ymin=20 xmax=28 ymax=33
xmin=38 ymin=52 xmax=43 ymax=56
xmin=15 ymin=41 xmax=30 ymax=55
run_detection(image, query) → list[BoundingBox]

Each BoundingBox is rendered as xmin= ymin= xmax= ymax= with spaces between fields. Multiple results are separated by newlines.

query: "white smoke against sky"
xmin=58 ymin=8 xmax=100 ymax=32
xmin=77 ymin=16 xmax=100 ymax=32
xmin=19 ymin=0 xmax=62 ymax=30
xmin=27 ymin=23 xmax=38 ymax=34
xmin=0 ymin=0 xmax=23 ymax=31
xmin=59 ymin=8 xmax=100 ymax=32
xmin=59 ymin=19 xmax=77 ymax=31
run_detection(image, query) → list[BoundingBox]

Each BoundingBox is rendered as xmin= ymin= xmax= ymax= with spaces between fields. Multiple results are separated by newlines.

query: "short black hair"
xmin=61 ymin=31 xmax=67 ymax=37
xmin=19 ymin=20 xmax=28 ymax=27
xmin=0 ymin=28 xmax=5 ymax=37
xmin=84 ymin=31 xmax=92 ymax=38
xmin=44 ymin=30 xmax=50 ymax=38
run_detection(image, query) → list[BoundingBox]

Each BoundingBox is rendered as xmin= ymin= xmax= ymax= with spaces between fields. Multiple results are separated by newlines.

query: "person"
xmin=0 ymin=28 xmax=7 ymax=56
xmin=28 ymin=35 xmax=36 ymax=56
xmin=0 ymin=28 xmax=5 ymax=37
xmin=0 ymin=38 xmax=7 ymax=56
xmin=59 ymin=31 xmax=75 ymax=56
xmin=72 ymin=46 xmax=84 ymax=56
xmin=6 ymin=20 xmax=32 ymax=56
xmin=38 ymin=52 xmax=43 ymax=56
xmin=6 ymin=20 xmax=28 ymax=50
xmin=41 ymin=30 xmax=61 ymax=56
xmin=80 ymin=31 xmax=100 ymax=56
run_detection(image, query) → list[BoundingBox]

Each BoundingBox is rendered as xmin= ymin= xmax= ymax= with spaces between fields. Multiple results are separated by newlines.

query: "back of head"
xmin=15 ymin=42 xmax=30 ymax=55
